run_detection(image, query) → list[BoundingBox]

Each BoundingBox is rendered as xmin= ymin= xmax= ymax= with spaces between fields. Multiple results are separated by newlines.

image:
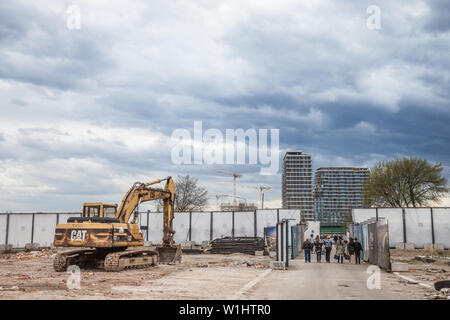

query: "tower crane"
xmin=207 ymin=168 xmax=242 ymax=211
xmin=241 ymin=184 xmax=272 ymax=209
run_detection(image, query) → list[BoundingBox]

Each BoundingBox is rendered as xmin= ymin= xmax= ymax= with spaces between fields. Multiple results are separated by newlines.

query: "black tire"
xmin=434 ymin=280 xmax=450 ymax=291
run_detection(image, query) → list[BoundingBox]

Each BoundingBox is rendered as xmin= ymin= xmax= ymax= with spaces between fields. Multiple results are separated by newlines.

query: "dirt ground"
xmin=0 ymin=247 xmax=272 ymax=300
xmin=389 ymin=249 xmax=450 ymax=298
xmin=0 ymin=248 xmax=448 ymax=300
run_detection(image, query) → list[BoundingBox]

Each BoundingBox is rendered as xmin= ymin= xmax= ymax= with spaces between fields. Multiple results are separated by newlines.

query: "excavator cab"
xmin=82 ymin=203 xmax=117 ymax=218
xmin=66 ymin=203 xmax=120 ymax=224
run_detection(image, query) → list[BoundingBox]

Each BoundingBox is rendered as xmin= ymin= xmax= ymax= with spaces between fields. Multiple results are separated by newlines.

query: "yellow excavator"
xmin=53 ymin=177 xmax=181 ymax=271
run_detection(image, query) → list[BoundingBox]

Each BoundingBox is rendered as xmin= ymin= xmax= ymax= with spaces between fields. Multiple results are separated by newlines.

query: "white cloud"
xmin=354 ymin=121 xmax=377 ymax=134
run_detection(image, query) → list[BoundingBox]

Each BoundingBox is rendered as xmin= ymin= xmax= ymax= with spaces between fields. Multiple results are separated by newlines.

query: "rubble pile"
xmin=7 ymin=249 xmax=56 ymax=260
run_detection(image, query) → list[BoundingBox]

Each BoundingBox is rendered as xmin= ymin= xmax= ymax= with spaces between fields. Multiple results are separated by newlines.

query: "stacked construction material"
xmin=210 ymin=237 xmax=265 ymax=255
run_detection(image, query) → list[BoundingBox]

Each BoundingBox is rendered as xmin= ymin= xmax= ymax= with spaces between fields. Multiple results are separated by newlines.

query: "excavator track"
xmin=53 ymin=249 xmax=98 ymax=272
xmin=53 ymin=253 xmax=68 ymax=272
xmin=104 ymin=249 xmax=159 ymax=272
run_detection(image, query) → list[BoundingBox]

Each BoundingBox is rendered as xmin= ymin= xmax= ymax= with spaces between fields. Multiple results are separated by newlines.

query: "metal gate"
xmin=291 ymin=224 xmax=300 ymax=258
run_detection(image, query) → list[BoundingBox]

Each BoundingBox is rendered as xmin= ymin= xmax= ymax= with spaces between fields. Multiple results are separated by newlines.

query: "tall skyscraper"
xmin=313 ymin=167 xmax=369 ymax=224
xmin=282 ymin=151 xmax=314 ymax=220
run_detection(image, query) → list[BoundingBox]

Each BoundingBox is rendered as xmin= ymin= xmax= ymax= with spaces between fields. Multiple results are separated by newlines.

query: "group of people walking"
xmin=301 ymin=234 xmax=363 ymax=264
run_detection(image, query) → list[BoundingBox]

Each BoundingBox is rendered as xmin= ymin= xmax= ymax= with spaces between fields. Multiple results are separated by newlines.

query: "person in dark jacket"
xmin=313 ymin=235 xmax=324 ymax=263
xmin=348 ymin=237 xmax=355 ymax=263
xmin=353 ymin=238 xmax=363 ymax=264
xmin=333 ymin=234 xmax=338 ymax=244
xmin=323 ymin=236 xmax=333 ymax=263
xmin=302 ymin=239 xmax=312 ymax=263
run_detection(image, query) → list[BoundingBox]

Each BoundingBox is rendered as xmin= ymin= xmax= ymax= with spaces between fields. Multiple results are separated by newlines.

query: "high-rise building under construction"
xmin=313 ymin=167 xmax=369 ymax=224
xmin=282 ymin=151 xmax=314 ymax=220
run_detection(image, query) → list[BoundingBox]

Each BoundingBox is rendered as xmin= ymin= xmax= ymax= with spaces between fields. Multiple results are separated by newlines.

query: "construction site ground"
xmin=389 ymin=248 xmax=450 ymax=298
xmin=0 ymin=247 xmax=448 ymax=300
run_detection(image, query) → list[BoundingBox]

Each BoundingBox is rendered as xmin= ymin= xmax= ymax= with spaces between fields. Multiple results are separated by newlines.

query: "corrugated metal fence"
xmin=353 ymin=219 xmax=391 ymax=271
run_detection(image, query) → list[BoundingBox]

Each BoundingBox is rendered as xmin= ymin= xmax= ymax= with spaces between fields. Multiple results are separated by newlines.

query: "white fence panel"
xmin=8 ymin=214 xmax=33 ymax=248
xmin=279 ymin=209 xmax=301 ymax=225
xmin=147 ymin=212 xmax=163 ymax=244
xmin=405 ymin=208 xmax=432 ymax=248
xmin=212 ymin=211 xmax=232 ymax=239
xmin=0 ymin=215 xmax=6 ymax=245
xmin=234 ymin=211 xmax=254 ymax=237
xmin=279 ymin=209 xmax=301 ymax=247
xmin=173 ymin=212 xmax=190 ymax=244
xmin=353 ymin=208 xmax=376 ymax=223
xmin=256 ymin=209 xmax=278 ymax=237
xmin=304 ymin=221 xmax=320 ymax=239
xmin=34 ymin=214 xmax=57 ymax=247
xmin=191 ymin=212 xmax=211 ymax=244
xmin=138 ymin=212 xmax=147 ymax=240
xmin=58 ymin=212 xmax=81 ymax=224
xmin=433 ymin=208 xmax=450 ymax=249
xmin=377 ymin=208 xmax=403 ymax=246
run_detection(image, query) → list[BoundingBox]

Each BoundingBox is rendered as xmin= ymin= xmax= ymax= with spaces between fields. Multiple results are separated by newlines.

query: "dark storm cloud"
xmin=0 ymin=0 xmax=449 ymax=210
xmin=423 ymin=0 xmax=450 ymax=33
xmin=0 ymin=1 xmax=114 ymax=90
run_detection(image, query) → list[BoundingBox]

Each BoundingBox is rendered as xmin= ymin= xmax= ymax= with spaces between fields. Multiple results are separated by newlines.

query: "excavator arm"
xmin=116 ymin=176 xmax=175 ymax=246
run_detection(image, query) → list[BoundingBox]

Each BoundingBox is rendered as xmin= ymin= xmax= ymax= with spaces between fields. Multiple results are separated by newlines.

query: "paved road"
xmin=246 ymin=258 xmax=423 ymax=300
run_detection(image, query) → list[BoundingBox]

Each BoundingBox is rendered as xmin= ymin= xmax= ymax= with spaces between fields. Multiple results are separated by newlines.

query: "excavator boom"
xmin=114 ymin=177 xmax=176 ymax=248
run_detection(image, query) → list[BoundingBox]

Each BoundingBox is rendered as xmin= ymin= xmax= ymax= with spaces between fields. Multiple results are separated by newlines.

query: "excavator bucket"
xmin=156 ymin=244 xmax=182 ymax=264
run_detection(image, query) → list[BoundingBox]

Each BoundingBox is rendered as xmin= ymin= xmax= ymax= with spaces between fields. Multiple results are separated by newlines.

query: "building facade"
xmin=313 ymin=167 xmax=369 ymax=224
xmin=220 ymin=201 xmax=258 ymax=212
xmin=282 ymin=151 xmax=314 ymax=220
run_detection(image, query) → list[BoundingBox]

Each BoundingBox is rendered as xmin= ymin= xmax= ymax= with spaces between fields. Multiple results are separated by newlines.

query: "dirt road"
xmin=245 ymin=259 xmax=431 ymax=300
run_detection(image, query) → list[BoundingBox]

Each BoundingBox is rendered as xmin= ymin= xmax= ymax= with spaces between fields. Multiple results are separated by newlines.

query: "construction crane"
xmin=207 ymin=168 xmax=242 ymax=211
xmin=210 ymin=194 xmax=246 ymax=211
xmin=241 ymin=184 xmax=272 ymax=209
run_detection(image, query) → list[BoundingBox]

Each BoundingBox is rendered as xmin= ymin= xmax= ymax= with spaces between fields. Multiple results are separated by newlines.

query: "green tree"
xmin=363 ymin=157 xmax=449 ymax=207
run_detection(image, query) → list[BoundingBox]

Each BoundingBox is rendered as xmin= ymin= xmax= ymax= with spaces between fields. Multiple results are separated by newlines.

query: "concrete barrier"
xmin=391 ymin=262 xmax=409 ymax=272
xmin=181 ymin=241 xmax=195 ymax=248
xmin=201 ymin=241 xmax=210 ymax=248
xmin=395 ymin=243 xmax=405 ymax=250
xmin=0 ymin=244 xmax=12 ymax=253
xmin=270 ymin=261 xmax=286 ymax=270
xmin=24 ymin=243 xmax=40 ymax=251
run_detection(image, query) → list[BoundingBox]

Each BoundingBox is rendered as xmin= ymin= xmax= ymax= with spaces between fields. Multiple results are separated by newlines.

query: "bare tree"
xmin=173 ymin=175 xmax=208 ymax=211
xmin=155 ymin=175 xmax=208 ymax=212
xmin=363 ymin=157 xmax=449 ymax=207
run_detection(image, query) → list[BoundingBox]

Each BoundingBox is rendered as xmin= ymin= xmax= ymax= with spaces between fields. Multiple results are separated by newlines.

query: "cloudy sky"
xmin=0 ymin=0 xmax=449 ymax=212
